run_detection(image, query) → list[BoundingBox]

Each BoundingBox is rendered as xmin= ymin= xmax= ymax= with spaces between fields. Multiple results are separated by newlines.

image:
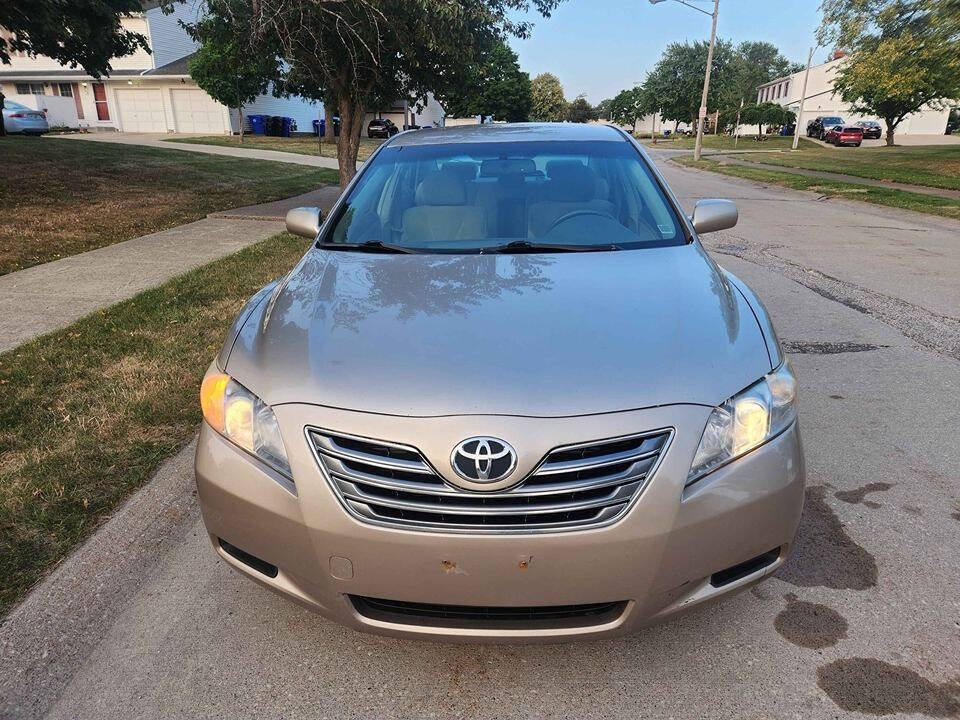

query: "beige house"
xmin=1 ymin=0 xmax=444 ymax=135
xmin=757 ymin=56 xmax=951 ymax=135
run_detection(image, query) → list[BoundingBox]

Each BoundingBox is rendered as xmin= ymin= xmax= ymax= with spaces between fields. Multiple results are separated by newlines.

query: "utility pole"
xmin=792 ymin=46 xmax=815 ymax=151
xmin=734 ymin=97 xmax=743 ymax=149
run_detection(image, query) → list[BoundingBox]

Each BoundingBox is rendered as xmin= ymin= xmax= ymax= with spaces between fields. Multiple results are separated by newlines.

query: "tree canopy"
xmin=819 ymin=0 xmax=960 ymax=144
xmin=438 ymin=40 xmax=532 ymax=122
xmin=638 ymin=39 xmax=734 ymax=127
xmin=248 ymin=0 xmax=565 ymax=186
xmin=608 ymin=86 xmax=650 ymax=129
xmin=740 ymin=102 xmax=795 ymax=137
xmin=530 ymin=72 xmax=567 ymax=121
xmin=0 ymin=0 xmax=149 ymax=77
xmin=184 ymin=0 xmax=280 ymax=141
xmin=566 ymin=95 xmax=597 ymax=123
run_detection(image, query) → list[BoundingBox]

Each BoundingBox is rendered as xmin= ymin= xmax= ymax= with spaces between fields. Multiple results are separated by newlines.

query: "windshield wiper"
xmin=317 ymin=240 xmax=419 ymax=254
xmin=480 ymin=240 xmax=622 ymax=254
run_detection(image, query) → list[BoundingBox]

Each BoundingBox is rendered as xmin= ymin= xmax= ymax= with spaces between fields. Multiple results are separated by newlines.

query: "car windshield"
xmin=3 ymin=100 xmax=29 ymax=111
xmin=325 ymin=139 xmax=685 ymax=253
xmin=823 ymin=117 xmax=844 ymax=124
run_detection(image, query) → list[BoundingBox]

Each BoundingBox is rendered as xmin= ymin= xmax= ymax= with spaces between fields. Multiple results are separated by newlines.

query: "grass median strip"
xmin=165 ymin=134 xmax=384 ymax=161
xmin=0 ymin=136 xmax=337 ymax=275
xmin=675 ymin=156 xmax=960 ymax=219
xmin=0 ymin=232 xmax=309 ymax=617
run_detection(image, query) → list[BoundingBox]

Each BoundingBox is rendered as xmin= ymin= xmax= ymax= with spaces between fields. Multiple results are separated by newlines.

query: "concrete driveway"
xmin=2 ymin=153 xmax=959 ymax=719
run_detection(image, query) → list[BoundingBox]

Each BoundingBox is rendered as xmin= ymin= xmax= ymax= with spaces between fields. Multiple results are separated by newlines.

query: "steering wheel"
xmin=544 ymin=209 xmax=617 ymax=235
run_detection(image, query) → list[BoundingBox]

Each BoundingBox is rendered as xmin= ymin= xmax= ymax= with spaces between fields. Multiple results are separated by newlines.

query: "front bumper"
xmin=195 ymin=403 xmax=805 ymax=642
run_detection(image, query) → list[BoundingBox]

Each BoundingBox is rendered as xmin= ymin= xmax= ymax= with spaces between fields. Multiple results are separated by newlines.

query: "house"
xmin=0 ymin=0 xmax=444 ymax=134
xmin=756 ymin=56 xmax=951 ymax=136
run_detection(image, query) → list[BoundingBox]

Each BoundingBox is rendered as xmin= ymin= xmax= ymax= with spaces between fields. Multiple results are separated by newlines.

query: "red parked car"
xmin=824 ymin=124 xmax=863 ymax=147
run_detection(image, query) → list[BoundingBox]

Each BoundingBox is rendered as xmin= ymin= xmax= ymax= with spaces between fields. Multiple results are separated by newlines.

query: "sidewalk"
xmin=0 ymin=217 xmax=283 ymax=353
xmin=209 ymin=185 xmax=342 ymax=220
xmin=711 ymin=154 xmax=960 ymax=201
xmin=47 ymin=132 xmax=340 ymax=170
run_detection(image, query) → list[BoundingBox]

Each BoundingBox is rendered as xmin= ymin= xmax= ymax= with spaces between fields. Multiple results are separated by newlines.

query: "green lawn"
xmin=0 ymin=232 xmax=310 ymax=617
xmin=0 ymin=136 xmax=337 ymax=275
xmin=730 ymin=144 xmax=960 ymax=192
xmin=675 ymin=156 xmax=960 ymax=220
xmin=643 ymin=135 xmax=818 ymax=151
xmin=166 ymin=134 xmax=385 ymax=162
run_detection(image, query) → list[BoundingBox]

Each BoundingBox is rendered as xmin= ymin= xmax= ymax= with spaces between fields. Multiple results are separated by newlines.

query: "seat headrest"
xmin=415 ymin=169 xmax=467 ymax=206
xmin=545 ymin=160 xmax=597 ymax=202
xmin=480 ymin=158 xmax=536 ymax=177
xmin=442 ymin=161 xmax=479 ymax=182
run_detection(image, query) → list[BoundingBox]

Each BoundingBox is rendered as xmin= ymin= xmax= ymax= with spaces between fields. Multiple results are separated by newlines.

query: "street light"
xmin=649 ymin=0 xmax=719 ymax=161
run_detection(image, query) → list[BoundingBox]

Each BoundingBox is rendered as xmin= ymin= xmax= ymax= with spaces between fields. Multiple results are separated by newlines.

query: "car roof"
xmin=389 ymin=122 xmax=626 ymax=147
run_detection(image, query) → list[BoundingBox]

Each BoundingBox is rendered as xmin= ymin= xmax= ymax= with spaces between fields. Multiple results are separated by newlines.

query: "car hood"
xmin=226 ymin=244 xmax=772 ymax=417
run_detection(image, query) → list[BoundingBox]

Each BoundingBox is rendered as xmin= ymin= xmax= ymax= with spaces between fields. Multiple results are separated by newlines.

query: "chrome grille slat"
xmin=307 ymin=426 xmax=672 ymax=534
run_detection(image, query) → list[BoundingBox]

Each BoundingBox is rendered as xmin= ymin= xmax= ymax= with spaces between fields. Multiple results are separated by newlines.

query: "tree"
xmin=184 ymin=0 xmax=280 ymax=143
xmin=0 ymin=1 xmax=149 ymax=77
xmin=438 ymin=40 xmax=532 ymax=122
xmin=639 ymin=39 xmax=735 ymax=129
xmin=819 ymin=0 xmax=960 ymax=145
xmin=608 ymin=86 xmax=650 ymax=131
xmin=741 ymin=102 xmax=795 ymax=138
xmin=594 ymin=98 xmax=613 ymax=121
xmin=530 ymin=72 xmax=567 ymax=122
xmin=566 ymin=95 xmax=597 ymax=123
xmin=249 ymin=1 xmax=565 ymax=188
xmin=718 ymin=41 xmax=801 ymax=129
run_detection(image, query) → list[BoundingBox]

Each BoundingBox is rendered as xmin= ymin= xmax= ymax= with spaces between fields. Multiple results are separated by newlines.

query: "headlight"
xmin=200 ymin=371 xmax=291 ymax=478
xmin=687 ymin=361 xmax=797 ymax=485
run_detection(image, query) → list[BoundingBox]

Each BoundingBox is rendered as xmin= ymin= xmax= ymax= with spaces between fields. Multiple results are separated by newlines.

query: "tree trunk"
xmin=337 ymin=97 xmax=365 ymax=189
xmin=884 ymin=117 xmax=896 ymax=146
xmin=322 ymin=101 xmax=336 ymax=145
xmin=0 ymin=90 xmax=6 ymax=136
xmin=237 ymin=107 xmax=243 ymax=144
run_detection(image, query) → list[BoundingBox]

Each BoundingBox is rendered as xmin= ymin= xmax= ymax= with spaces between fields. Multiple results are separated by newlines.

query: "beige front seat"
xmin=528 ymin=160 xmax=615 ymax=237
xmin=401 ymin=169 xmax=486 ymax=245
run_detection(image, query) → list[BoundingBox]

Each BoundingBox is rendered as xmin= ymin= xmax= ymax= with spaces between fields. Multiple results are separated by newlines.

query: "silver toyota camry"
xmin=196 ymin=123 xmax=804 ymax=642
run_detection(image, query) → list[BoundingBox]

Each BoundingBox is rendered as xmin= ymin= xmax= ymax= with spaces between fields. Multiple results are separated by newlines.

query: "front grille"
xmin=351 ymin=596 xmax=628 ymax=630
xmin=307 ymin=427 xmax=672 ymax=533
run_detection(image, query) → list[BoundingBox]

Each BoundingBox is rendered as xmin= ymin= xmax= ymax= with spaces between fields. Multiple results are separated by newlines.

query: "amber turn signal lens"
xmin=200 ymin=372 xmax=230 ymax=432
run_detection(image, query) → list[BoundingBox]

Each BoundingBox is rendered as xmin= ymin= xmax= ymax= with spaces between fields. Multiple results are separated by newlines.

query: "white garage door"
xmin=171 ymin=89 xmax=226 ymax=134
xmin=115 ymin=88 xmax=167 ymax=133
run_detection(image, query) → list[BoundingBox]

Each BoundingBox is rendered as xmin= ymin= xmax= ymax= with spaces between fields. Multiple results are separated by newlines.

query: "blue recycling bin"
xmin=279 ymin=117 xmax=294 ymax=137
xmin=247 ymin=114 xmax=267 ymax=135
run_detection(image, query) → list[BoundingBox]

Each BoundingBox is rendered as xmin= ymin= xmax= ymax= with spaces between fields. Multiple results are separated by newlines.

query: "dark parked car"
xmin=367 ymin=118 xmax=399 ymax=139
xmin=854 ymin=120 xmax=882 ymax=139
xmin=807 ymin=115 xmax=845 ymax=140
xmin=824 ymin=124 xmax=863 ymax=147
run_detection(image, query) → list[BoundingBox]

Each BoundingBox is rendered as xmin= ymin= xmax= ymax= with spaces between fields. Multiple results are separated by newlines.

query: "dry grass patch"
xmin=167 ymin=134 xmax=384 ymax=161
xmin=0 ymin=136 xmax=337 ymax=274
xmin=0 ymin=232 xmax=309 ymax=616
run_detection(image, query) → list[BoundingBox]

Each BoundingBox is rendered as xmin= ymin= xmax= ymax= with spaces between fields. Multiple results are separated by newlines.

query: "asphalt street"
xmin=2 ymin=152 xmax=958 ymax=719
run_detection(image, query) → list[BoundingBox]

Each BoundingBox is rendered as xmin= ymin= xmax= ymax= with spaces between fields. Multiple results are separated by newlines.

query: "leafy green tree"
xmin=718 ymin=41 xmax=801 ymax=128
xmin=608 ymin=86 xmax=649 ymax=130
xmin=530 ymin=72 xmax=567 ymax=122
xmin=740 ymin=102 xmax=795 ymax=137
xmin=639 ymin=39 xmax=734 ymax=129
xmin=184 ymin=0 xmax=280 ymax=143
xmin=819 ymin=0 xmax=960 ymax=145
xmin=594 ymin=98 xmax=613 ymax=121
xmin=0 ymin=0 xmax=149 ymax=76
xmin=565 ymin=95 xmax=597 ymax=123
xmin=249 ymin=0 xmax=565 ymax=187
xmin=438 ymin=41 xmax=532 ymax=122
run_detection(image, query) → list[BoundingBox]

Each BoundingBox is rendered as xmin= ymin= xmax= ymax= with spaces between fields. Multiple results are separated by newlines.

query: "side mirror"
xmin=285 ymin=206 xmax=323 ymax=239
xmin=691 ymin=199 xmax=738 ymax=235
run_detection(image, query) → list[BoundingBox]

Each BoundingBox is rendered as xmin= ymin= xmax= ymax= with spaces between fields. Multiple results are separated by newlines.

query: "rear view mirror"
xmin=691 ymin=199 xmax=738 ymax=235
xmin=285 ymin=206 xmax=323 ymax=239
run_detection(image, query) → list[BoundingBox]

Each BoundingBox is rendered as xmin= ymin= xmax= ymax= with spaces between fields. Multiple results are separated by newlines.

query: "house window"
xmin=92 ymin=82 xmax=109 ymax=120
xmin=15 ymin=82 xmax=46 ymax=95
xmin=57 ymin=83 xmax=73 ymax=97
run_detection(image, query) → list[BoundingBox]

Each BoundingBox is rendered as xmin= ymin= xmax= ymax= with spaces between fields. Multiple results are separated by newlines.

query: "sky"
xmin=511 ymin=0 xmax=826 ymax=104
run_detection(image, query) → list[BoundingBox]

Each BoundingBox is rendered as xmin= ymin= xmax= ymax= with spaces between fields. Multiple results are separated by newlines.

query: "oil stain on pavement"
xmin=817 ymin=658 xmax=960 ymax=717
xmin=777 ymin=486 xmax=878 ymax=590
xmin=774 ymin=593 xmax=848 ymax=649
xmin=834 ymin=482 xmax=892 ymax=509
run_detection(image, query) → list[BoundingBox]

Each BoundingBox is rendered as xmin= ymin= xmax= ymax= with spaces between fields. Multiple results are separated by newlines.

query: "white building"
xmin=757 ymin=56 xmax=951 ymax=136
xmin=0 ymin=0 xmax=444 ymax=134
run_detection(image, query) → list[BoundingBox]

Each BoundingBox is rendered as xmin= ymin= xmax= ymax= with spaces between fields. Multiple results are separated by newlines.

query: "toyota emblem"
xmin=450 ymin=437 xmax=517 ymax=483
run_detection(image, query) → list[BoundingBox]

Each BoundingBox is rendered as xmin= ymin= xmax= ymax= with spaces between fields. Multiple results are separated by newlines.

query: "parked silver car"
xmin=2 ymin=99 xmax=49 ymax=134
xmin=196 ymin=123 xmax=804 ymax=642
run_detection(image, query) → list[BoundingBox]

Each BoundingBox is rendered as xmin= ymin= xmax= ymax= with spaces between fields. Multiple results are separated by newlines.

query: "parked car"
xmin=367 ymin=118 xmax=399 ymax=138
xmin=196 ymin=123 xmax=804 ymax=642
xmin=854 ymin=120 xmax=883 ymax=139
xmin=824 ymin=124 xmax=864 ymax=147
xmin=2 ymin=99 xmax=49 ymax=135
xmin=778 ymin=123 xmax=796 ymax=136
xmin=806 ymin=115 xmax=845 ymax=140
